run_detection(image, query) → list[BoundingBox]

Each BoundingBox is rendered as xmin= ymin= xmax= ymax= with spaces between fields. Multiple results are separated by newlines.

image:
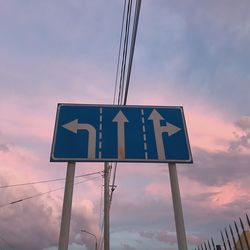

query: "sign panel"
xmin=50 ymin=104 xmax=192 ymax=163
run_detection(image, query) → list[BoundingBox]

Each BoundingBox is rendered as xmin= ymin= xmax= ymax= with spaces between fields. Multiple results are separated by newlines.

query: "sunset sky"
xmin=0 ymin=1 xmax=250 ymax=250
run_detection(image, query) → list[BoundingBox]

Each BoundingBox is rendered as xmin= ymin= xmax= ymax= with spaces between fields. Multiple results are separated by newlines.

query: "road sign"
xmin=50 ymin=104 xmax=192 ymax=163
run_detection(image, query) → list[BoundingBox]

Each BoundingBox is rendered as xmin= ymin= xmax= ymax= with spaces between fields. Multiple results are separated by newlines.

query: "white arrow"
xmin=112 ymin=111 xmax=129 ymax=160
xmin=162 ymin=121 xmax=181 ymax=136
xmin=62 ymin=119 xmax=96 ymax=160
xmin=148 ymin=109 xmax=181 ymax=160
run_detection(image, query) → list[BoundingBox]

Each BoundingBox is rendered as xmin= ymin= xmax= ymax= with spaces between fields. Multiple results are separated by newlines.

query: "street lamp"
xmin=80 ymin=229 xmax=97 ymax=250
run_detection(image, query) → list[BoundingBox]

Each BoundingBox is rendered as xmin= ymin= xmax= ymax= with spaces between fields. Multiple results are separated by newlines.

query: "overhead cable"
xmin=113 ymin=0 xmax=127 ymax=104
xmin=0 ymin=176 xmax=101 ymax=209
xmin=117 ymin=0 xmax=133 ymax=105
xmin=110 ymin=0 xmax=142 ymax=209
xmin=97 ymin=173 xmax=104 ymax=250
xmin=123 ymin=0 xmax=142 ymax=105
xmin=0 ymin=171 xmax=103 ymax=189
xmin=0 ymin=235 xmax=15 ymax=250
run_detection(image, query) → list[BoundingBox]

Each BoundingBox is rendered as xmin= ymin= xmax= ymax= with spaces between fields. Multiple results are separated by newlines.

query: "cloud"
xmin=180 ymin=148 xmax=250 ymax=186
xmin=70 ymin=199 xmax=100 ymax=249
xmin=133 ymin=0 xmax=250 ymax=117
xmin=0 ymin=183 xmax=60 ymax=250
xmin=0 ymin=174 xmax=102 ymax=250
xmin=139 ymin=230 xmax=177 ymax=245
xmin=0 ymin=143 xmax=10 ymax=152
xmin=0 ymin=142 xmax=103 ymax=250
xmin=229 ymin=116 xmax=250 ymax=153
xmin=139 ymin=229 xmax=201 ymax=246
xmin=0 ymin=1 xmax=249 ymax=249
xmin=235 ymin=116 xmax=250 ymax=131
xmin=122 ymin=243 xmax=135 ymax=250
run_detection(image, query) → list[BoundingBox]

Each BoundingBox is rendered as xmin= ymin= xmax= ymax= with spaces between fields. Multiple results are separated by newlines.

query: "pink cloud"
xmin=145 ymin=181 xmax=171 ymax=199
xmin=184 ymin=106 xmax=236 ymax=152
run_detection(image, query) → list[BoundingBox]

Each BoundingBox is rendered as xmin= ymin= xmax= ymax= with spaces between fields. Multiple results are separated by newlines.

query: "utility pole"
xmin=104 ymin=162 xmax=110 ymax=250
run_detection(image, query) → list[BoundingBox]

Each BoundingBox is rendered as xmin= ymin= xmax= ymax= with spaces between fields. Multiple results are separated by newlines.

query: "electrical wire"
xmin=0 ymin=176 xmax=101 ymax=209
xmin=110 ymin=0 xmax=133 ymax=207
xmin=113 ymin=0 xmax=127 ymax=105
xmin=123 ymin=0 xmax=142 ymax=105
xmin=98 ymin=220 xmax=104 ymax=250
xmin=109 ymin=162 xmax=117 ymax=204
xmin=117 ymin=0 xmax=132 ymax=105
xmin=0 ymin=171 xmax=103 ymax=189
xmin=97 ymin=173 xmax=104 ymax=250
xmin=0 ymin=235 xmax=15 ymax=250
xmin=98 ymin=2 xmax=142 ymax=248
xmin=109 ymin=0 xmax=142 ymax=209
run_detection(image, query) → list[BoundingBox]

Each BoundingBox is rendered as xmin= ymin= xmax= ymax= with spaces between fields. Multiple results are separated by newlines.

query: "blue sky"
xmin=0 ymin=1 xmax=250 ymax=250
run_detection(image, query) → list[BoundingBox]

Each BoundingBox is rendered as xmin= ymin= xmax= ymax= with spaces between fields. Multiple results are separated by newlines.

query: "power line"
xmin=123 ymin=0 xmax=142 ymax=105
xmin=117 ymin=0 xmax=133 ymax=105
xmin=109 ymin=162 xmax=117 ymax=204
xmin=0 ymin=171 xmax=103 ymax=189
xmin=0 ymin=235 xmax=15 ymax=250
xmin=98 ymin=2 xmax=142 ymax=248
xmin=0 ymin=176 xmax=101 ymax=209
xmin=113 ymin=0 xmax=127 ymax=105
xmin=110 ymin=0 xmax=142 ymax=209
xmin=97 ymin=173 xmax=104 ymax=250
xmin=110 ymin=0 xmax=134 ymax=209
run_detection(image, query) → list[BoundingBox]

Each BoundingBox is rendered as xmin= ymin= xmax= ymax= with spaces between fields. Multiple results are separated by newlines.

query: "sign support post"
xmin=51 ymin=104 xmax=193 ymax=250
xmin=58 ymin=162 xmax=76 ymax=250
xmin=168 ymin=163 xmax=188 ymax=250
xmin=104 ymin=162 xmax=110 ymax=250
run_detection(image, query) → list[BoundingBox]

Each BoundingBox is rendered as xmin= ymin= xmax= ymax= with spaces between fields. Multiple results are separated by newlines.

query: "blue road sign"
xmin=50 ymin=104 xmax=192 ymax=163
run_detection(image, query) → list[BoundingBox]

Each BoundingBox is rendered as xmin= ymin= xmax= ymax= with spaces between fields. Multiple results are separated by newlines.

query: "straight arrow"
xmin=112 ymin=111 xmax=129 ymax=160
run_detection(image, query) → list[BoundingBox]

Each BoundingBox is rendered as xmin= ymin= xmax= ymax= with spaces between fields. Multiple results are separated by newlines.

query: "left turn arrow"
xmin=62 ymin=119 xmax=96 ymax=159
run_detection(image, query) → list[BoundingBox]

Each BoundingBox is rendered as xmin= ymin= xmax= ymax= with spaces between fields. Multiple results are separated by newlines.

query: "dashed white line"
xmin=141 ymin=109 xmax=148 ymax=159
xmin=99 ymin=132 xmax=102 ymax=140
xmin=99 ymin=108 xmax=103 ymax=158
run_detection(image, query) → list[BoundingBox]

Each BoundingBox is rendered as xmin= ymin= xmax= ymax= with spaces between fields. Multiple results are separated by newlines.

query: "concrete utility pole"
xmin=104 ymin=162 xmax=110 ymax=250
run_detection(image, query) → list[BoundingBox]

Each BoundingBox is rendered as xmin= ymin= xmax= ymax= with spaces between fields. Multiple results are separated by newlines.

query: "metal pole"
xmin=240 ymin=217 xmax=250 ymax=249
xmin=104 ymin=162 xmax=110 ymax=250
xmin=220 ymin=230 xmax=227 ymax=250
xmin=246 ymin=213 xmax=250 ymax=229
xmin=208 ymin=240 xmax=212 ymax=250
xmin=81 ymin=230 xmax=97 ymax=250
xmin=168 ymin=163 xmax=188 ymax=250
xmin=229 ymin=225 xmax=237 ymax=250
xmin=224 ymin=228 xmax=232 ymax=250
xmin=234 ymin=221 xmax=244 ymax=250
xmin=58 ymin=162 xmax=76 ymax=250
xmin=211 ymin=238 xmax=216 ymax=250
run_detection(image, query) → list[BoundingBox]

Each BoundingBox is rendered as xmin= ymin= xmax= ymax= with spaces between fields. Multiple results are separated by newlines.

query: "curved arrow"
xmin=62 ymin=119 xmax=96 ymax=159
xmin=148 ymin=109 xmax=181 ymax=160
xmin=112 ymin=111 xmax=129 ymax=160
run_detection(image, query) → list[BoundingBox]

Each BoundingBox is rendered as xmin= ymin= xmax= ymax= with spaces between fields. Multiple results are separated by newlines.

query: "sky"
xmin=0 ymin=1 xmax=250 ymax=249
